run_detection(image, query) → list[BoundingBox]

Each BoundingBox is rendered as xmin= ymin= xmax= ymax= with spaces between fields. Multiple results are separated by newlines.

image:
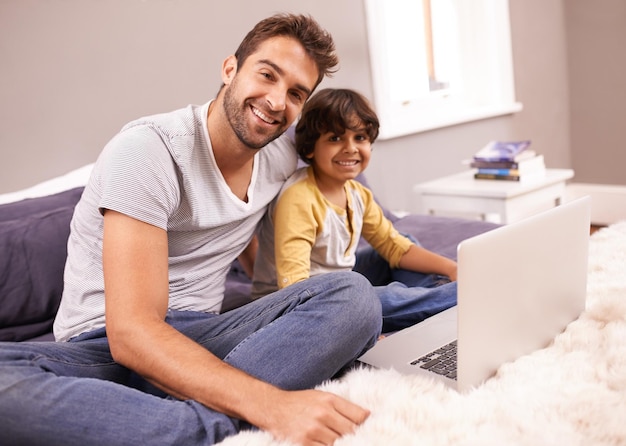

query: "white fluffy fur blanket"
xmin=219 ymin=222 xmax=626 ymax=446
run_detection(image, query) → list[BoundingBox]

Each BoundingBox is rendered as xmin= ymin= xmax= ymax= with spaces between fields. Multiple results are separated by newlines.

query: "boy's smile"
xmin=308 ymin=127 xmax=372 ymax=187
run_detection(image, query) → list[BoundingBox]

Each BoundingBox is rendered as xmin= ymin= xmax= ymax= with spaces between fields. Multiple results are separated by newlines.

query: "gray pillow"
xmin=0 ymin=188 xmax=83 ymax=341
xmin=0 ymin=187 xmax=83 ymax=222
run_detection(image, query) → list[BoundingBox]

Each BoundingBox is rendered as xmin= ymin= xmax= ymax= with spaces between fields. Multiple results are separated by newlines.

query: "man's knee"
xmin=327 ymin=271 xmax=382 ymax=331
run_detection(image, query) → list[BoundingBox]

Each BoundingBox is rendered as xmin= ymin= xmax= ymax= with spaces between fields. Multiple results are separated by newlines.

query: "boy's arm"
xmin=397 ymin=244 xmax=457 ymax=281
xmin=357 ymin=183 xmax=457 ymax=280
xmin=102 ymin=209 xmax=368 ymax=444
xmin=273 ymin=186 xmax=319 ymax=289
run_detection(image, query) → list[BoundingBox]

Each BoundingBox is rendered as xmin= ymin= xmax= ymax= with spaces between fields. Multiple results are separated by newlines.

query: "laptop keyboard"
xmin=410 ymin=340 xmax=457 ymax=380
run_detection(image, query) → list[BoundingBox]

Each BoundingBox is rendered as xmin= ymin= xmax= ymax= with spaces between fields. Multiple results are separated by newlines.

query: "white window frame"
xmin=364 ymin=0 xmax=523 ymax=140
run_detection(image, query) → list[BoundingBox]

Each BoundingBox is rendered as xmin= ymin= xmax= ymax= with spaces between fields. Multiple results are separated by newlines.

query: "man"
xmin=0 ymin=14 xmax=381 ymax=446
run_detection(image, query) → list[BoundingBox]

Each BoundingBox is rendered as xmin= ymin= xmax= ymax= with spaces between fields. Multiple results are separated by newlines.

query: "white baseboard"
xmin=566 ymin=182 xmax=626 ymax=226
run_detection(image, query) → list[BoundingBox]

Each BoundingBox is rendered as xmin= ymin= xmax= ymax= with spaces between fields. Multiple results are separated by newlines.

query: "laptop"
xmin=358 ymin=196 xmax=591 ymax=392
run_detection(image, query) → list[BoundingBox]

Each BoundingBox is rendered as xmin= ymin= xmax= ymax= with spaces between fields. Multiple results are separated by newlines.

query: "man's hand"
xmin=258 ymin=389 xmax=370 ymax=446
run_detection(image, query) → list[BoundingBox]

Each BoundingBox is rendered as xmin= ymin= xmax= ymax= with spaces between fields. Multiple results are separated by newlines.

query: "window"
xmin=364 ymin=0 xmax=522 ymax=139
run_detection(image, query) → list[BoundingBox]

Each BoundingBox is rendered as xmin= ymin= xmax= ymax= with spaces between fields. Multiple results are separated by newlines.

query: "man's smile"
xmin=251 ymin=105 xmax=280 ymax=125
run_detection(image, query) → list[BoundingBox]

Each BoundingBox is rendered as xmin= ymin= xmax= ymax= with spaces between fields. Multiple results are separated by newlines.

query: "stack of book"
xmin=470 ymin=140 xmax=546 ymax=181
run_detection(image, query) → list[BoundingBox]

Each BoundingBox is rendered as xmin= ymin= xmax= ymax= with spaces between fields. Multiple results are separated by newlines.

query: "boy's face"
xmin=307 ymin=124 xmax=372 ymax=185
xmin=221 ymin=36 xmax=319 ymax=149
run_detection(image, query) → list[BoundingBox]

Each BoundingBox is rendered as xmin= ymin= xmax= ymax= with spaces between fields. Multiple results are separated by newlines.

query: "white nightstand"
xmin=413 ymin=168 xmax=574 ymax=224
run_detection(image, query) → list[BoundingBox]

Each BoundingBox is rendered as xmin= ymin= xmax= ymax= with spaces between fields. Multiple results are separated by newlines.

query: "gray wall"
xmin=1 ymin=0 xmax=624 ymax=212
xmin=566 ymin=0 xmax=626 ymax=186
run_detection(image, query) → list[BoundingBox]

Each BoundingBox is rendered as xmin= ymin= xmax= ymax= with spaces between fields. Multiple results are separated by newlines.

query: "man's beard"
xmin=222 ymin=82 xmax=287 ymax=150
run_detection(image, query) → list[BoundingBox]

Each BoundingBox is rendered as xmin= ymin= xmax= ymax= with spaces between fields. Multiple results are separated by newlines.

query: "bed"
xmin=0 ymin=164 xmax=499 ymax=342
xmin=2 ymin=165 xmax=625 ymax=444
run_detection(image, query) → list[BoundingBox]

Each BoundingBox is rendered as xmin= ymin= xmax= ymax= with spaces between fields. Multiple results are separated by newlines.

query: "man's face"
xmin=222 ymin=36 xmax=319 ymax=149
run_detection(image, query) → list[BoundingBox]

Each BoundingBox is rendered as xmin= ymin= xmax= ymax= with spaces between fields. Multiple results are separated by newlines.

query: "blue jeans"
xmin=0 ymin=271 xmax=381 ymax=446
xmin=354 ymin=244 xmax=457 ymax=333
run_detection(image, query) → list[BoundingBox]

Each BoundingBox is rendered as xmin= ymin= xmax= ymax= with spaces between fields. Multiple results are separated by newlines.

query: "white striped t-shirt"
xmin=53 ymin=102 xmax=297 ymax=341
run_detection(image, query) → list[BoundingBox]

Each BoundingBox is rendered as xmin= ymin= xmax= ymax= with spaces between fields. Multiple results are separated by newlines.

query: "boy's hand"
xmin=446 ymin=263 xmax=458 ymax=282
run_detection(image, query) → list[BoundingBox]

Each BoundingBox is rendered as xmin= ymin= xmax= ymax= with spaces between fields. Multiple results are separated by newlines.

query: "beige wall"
xmin=565 ymin=0 xmax=626 ymax=185
xmin=1 ymin=0 xmax=624 ymax=212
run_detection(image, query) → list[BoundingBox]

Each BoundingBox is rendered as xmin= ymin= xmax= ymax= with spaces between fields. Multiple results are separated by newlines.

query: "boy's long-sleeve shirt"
xmin=251 ymin=166 xmax=412 ymax=298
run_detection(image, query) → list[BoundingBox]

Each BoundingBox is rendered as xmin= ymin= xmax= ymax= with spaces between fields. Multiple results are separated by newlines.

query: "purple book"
xmin=473 ymin=140 xmax=534 ymax=162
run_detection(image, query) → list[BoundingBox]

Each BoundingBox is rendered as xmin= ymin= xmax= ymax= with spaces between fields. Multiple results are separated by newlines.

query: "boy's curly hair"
xmin=295 ymin=88 xmax=380 ymax=163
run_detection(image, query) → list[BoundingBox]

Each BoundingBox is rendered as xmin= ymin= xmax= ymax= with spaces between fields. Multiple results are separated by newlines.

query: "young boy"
xmin=252 ymin=88 xmax=458 ymax=332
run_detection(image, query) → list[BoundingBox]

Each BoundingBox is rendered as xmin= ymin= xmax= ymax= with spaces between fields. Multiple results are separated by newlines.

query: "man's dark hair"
xmin=295 ymin=88 xmax=380 ymax=163
xmin=234 ymin=13 xmax=339 ymax=89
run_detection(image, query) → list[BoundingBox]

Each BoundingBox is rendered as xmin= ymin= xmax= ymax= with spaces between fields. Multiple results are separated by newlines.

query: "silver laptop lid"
xmin=358 ymin=197 xmax=590 ymax=392
xmin=456 ymin=196 xmax=590 ymax=391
